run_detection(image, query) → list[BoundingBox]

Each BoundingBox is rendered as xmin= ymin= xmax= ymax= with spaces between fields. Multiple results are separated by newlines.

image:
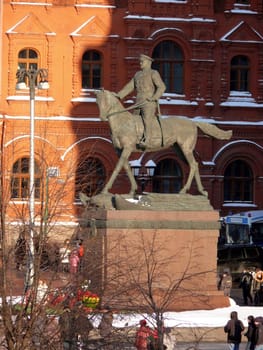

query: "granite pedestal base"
xmin=80 ymin=209 xmax=229 ymax=311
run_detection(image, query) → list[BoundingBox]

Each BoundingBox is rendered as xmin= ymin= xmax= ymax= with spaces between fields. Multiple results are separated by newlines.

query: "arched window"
xmin=224 ymin=160 xmax=253 ymax=202
xmin=82 ymin=50 xmax=102 ymax=89
xmin=17 ymin=48 xmax=39 ymax=86
xmin=11 ymin=157 xmax=41 ymax=199
xmin=18 ymin=48 xmax=39 ymax=71
xmin=75 ymin=157 xmax=106 ymax=198
xmin=230 ymin=55 xmax=250 ymax=92
xmin=152 ymin=159 xmax=182 ymax=193
xmin=152 ymin=41 xmax=184 ymax=94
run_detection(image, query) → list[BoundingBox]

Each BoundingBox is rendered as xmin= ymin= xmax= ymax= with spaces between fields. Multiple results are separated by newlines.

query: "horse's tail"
xmin=196 ymin=122 xmax=232 ymax=140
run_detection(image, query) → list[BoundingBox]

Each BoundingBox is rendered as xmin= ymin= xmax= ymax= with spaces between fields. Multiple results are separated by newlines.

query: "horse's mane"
xmin=102 ymin=90 xmax=133 ymax=119
xmin=105 ymin=90 xmax=124 ymax=111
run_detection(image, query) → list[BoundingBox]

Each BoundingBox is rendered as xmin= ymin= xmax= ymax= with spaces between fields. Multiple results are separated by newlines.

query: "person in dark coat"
xmin=14 ymin=231 xmax=27 ymax=271
xmin=254 ymin=317 xmax=263 ymax=350
xmin=244 ymin=315 xmax=256 ymax=350
xmin=240 ymin=269 xmax=253 ymax=305
xmin=74 ymin=307 xmax=94 ymax=345
xmin=224 ymin=311 xmax=245 ymax=350
xmin=98 ymin=306 xmax=113 ymax=339
xmin=59 ymin=307 xmax=76 ymax=350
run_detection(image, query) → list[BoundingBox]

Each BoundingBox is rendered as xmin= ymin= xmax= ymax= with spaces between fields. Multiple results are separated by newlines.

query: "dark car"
xmin=217 ymin=245 xmax=263 ymax=286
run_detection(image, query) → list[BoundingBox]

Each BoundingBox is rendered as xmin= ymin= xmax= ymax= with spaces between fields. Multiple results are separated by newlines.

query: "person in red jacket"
xmin=135 ymin=319 xmax=152 ymax=350
xmin=77 ymin=240 xmax=84 ymax=272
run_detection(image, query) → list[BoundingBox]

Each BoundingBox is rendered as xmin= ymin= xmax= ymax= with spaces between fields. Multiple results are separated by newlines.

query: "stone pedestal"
xmin=80 ymin=208 xmax=230 ymax=311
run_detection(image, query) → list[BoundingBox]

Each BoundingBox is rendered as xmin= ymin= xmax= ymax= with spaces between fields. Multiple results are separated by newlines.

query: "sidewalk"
xmin=176 ymin=342 xmax=246 ymax=349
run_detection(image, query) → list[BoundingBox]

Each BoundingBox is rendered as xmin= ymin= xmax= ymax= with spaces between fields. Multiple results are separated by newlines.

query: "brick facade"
xmin=1 ymin=0 xmax=263 ymax=240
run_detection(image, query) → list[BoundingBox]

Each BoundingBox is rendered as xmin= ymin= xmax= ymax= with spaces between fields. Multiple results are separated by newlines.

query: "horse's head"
xmin=95 ymin=89 xmax=120 ymax=121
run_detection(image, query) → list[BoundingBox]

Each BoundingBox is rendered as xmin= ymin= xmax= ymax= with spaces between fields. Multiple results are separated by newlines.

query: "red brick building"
xmin=1 ymin=0 xmax=263 ymax=241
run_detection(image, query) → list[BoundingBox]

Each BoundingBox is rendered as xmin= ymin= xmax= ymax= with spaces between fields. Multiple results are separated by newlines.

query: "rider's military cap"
xmin=139 ymin=54 xmax=154 ymax=62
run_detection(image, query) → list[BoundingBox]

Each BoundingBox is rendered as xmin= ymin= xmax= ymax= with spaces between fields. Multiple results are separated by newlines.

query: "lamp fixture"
xmin=130 ymin=158 xmax=156 ymax=193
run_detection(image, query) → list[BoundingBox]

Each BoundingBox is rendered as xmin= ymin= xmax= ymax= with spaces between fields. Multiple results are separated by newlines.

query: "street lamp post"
xmin=16 ymin=68 xmax=49 ymax=291
xmin=130 ymin=159 xmax=156 ymax=193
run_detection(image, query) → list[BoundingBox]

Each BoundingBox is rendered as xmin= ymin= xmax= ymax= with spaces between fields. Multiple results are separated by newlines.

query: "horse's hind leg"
xmin=123 ymin=160 xmax=138 ymax=196
xmin=193 ymin=166 xmax=208 ymax=197
xmin=179 ymin=156 xmax=196 ymax=194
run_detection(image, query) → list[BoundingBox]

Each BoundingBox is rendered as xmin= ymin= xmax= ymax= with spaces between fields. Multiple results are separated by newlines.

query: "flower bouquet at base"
xmin=76 ymin=280 xmax=100 ymax=310
xmin=81 ymin=291 xmax=100 ymax=310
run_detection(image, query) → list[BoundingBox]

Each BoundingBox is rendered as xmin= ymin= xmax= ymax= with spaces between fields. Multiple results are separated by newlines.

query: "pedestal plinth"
xmin=81 ymin=209 xmax=230 ymax=311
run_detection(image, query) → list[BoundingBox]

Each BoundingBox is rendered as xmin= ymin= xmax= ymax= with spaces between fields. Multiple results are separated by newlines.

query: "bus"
xmin=220 ymin=210 xmax=263 ymax=246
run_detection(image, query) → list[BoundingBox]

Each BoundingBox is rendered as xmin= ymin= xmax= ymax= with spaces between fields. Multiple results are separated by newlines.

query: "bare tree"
xmin=0 ymin=130 xmax=114 ymax=349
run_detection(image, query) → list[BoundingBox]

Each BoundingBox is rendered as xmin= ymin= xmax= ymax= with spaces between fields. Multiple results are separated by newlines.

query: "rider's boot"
xmin=138 ymin=138 xmax=148 ymax=150
xmin=138 ymin=124 xmax=152 ymax=149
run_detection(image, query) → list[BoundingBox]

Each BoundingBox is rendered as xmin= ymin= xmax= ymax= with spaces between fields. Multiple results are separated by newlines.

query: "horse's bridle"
xmin=107 ymin=99 xmax=148 ymax=118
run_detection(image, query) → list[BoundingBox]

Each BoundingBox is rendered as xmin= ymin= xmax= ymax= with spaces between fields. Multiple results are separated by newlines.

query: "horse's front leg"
xmin=101 ymin=148 xmax=132 ymax=194
xmin=123 ymin=159 xmax=138 ymax=196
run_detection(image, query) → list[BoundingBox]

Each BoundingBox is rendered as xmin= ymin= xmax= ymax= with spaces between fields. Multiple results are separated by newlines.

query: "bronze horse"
xmin=96 ymin=90 xmax=232 ymax=197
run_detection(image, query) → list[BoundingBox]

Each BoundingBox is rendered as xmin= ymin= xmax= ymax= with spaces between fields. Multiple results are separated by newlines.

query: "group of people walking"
xmin=224 ymin=311 xmax=263 ymax=350
xmin=59 ymin=305 xmax=115 ymax=349
xmin=14 ymin=232 xmax=85 ymax=274
xmin=218 ymin=267 xmax=263 ymax=306
xmin=59 ymin=238 xmax=84 ymax=275
xmin=240 ymin=268 xmax=263 ymax=306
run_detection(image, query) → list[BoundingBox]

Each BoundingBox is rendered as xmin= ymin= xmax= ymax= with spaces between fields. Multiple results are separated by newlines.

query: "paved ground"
xmin=176 ymin=342 xmax=247 ymax=349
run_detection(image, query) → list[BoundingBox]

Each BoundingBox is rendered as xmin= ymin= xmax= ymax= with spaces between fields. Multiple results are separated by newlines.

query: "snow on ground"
xmin=110 ymin=298 xmax=263 ymax=329
xmin=2 ymin=296 xmax=263 ymax=330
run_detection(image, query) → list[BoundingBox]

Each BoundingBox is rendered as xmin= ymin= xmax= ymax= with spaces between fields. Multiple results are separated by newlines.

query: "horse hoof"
xmin=101 ymin=190 xmax=109 ymax=195
xmin=200 ymin=190 xmax=208 ymax=197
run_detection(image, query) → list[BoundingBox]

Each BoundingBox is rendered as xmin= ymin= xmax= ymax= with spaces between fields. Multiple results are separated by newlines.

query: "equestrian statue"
xmin=95 ymin=54 xmax=232 ymax=198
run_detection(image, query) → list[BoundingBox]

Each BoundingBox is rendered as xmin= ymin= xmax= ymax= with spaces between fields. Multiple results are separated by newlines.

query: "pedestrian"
xmin=32 ymin=309 xmax=47 ymax=348
xmin=135 ymin=319 xmax=152 ymax=350
xmin=69 ymin=248 xmax=80 ymax=275
xmin=254 ymin=317 xmax=263 ymax=350
xmin=98 ymin=306 xmax=113 ymax=342
xmin=252 ymin=268 xmax=263 ymax=305
xmin=163 ymin=328 xmax=176 ymax=350
xmin=74 ymin=305 xmax=94 ymax=346
xmin=116 ymin=53 xmax=166 ymax=149
xmin=244 ymin=315 xmax=256 ymax=350
xmin=240 ymin=269 xmax=253 ymax=305
xmin=59 ymin=239 xmax=71 ymax=273
xmin=59 ymin=307 xmax=75 ymax=350
xmin=219 ymin=270 xmax=232 ymax=297
xmin=14 ymin=230 xmax=27 ymax=271
xmin=36 ymin=279 xmax=48 ymax=304
xmin=224 ymin=311 xmax=245 ymax=350
xmin=151 ymin=322 xmax=171 ymax=350
xmin=77 ymin=239 xmax=84 ymax=272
